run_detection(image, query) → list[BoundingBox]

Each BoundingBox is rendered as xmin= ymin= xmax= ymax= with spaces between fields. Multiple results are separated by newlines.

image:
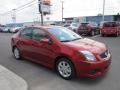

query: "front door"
xmin=30 ymin=28 xmax=56 ymax=66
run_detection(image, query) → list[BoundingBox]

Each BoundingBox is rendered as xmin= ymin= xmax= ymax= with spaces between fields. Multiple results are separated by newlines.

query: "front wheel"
xmin=56 ymin=58 xmax=75 ymax=80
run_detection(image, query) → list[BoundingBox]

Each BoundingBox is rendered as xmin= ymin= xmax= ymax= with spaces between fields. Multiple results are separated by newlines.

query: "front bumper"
xmin=75 ymin=57 xmax=111 ymax=78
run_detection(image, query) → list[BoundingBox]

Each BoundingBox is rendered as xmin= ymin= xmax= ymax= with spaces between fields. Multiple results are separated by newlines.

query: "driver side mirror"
xmin=40 ymin=38 xmax=52 ymax=45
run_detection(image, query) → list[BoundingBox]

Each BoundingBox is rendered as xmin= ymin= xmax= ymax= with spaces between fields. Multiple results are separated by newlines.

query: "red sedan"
xmin=11 ymin=26 xmax=112 ymax=80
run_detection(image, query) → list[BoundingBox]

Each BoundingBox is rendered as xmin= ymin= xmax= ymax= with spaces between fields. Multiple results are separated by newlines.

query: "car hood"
xmin=64 ymin=38 xmax=107 ymax=54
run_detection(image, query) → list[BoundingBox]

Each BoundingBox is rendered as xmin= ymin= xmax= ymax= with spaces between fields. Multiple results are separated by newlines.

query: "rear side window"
xmin=81 ymin=23 xmax=88 ymax=26
xmin=79 ymin=23 xmax=88 ymax=28
xmin=103 ymin=22 xmax=118 ymax=27
xmin=20 ymin=28 xmax=32 ymax=39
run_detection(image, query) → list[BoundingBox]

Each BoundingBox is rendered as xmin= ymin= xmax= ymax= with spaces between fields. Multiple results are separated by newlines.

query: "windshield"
xmin=48 ymin=27 xmax=82 ymax=42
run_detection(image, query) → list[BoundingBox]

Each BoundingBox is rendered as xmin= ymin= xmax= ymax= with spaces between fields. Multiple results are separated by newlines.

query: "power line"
xmin=16 ymin=2 xmax=37 ymax=13
xmin=15 ymin=0 xmax=36 ymax=10
xmin=0 ymin=0 xmax=36 ymax=15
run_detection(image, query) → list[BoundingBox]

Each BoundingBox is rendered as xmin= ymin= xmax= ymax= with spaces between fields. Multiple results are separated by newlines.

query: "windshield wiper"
xmin=61 ymin=40 xmax=72 ymax=42
xmin=71 ymin=38 xmax=82 ymax=41
xmin=61 ymin=38 xmax=82 ymax=42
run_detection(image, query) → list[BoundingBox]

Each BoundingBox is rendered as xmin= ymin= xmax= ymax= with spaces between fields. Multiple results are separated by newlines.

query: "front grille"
xmin=100 ymin=50 xmax=109 ymax=59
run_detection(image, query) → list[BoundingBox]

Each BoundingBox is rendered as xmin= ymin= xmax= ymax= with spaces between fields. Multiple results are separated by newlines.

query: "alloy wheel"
xmin=58 ymin=61 xmax=72 ymax=78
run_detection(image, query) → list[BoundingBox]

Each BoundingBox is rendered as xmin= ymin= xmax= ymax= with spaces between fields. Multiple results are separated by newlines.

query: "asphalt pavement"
xmin=0 ymin=33 xmax=120 ymax=90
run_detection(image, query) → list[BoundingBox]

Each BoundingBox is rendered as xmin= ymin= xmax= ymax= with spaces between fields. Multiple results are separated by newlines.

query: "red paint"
xmin=100 ymin=21 xmax=120 ymax=36
xmin=77 ymin=23 xmax=98 ymax=35
xmin=11 ymin=26 xmax=112 ymax=78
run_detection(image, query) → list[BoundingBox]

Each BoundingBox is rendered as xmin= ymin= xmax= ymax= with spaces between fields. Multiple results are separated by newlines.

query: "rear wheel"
xmin=56 ymin=58 xmax=75 ymax=80
xmin=13 ymin=47 xmax=21 ymax=60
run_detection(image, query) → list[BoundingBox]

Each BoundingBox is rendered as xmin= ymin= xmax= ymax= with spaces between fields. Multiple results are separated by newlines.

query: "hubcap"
xmin=14 ymin=48 xmax=20 ymax=59
xmin=58 ymin=61 xmax=72 ymax=78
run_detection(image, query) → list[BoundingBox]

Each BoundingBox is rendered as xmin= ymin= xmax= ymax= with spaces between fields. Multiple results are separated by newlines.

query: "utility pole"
xmin=41 ymin=0 xmax=44 ymax=25
xmin=0 ymin=14 xmax=1 ymax=24
xmin=102 ymin=0 xmax=105 ymax=22
xmin=12 ymin=9 xmax=16 ymax=27
xmin=38 ymin=0 xmax=44 ymax=25
xmin=62 ymin=1 xmax=64 ymax=23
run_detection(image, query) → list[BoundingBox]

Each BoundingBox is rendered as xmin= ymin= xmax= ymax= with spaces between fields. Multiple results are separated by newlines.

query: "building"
xmin=6 ymin=21 xmax=40 ymax=27
xmin=5 ymin=21 xmax=62 ymax=27
xmin=6 ymin=23 xmax=23 ymax=27
xmin=64 ymin=15 xmax=120 ymax=25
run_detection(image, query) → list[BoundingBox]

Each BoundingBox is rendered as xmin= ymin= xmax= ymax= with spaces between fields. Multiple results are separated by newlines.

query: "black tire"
xmin=13 ymin=47 xmax=21 ymax=60
xmin=56 ymin=58 xmax=75 ymax=80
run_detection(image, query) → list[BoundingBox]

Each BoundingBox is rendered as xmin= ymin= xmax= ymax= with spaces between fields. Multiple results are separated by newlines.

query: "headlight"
xmin=80 ymin=50 xmax=96 ymax=61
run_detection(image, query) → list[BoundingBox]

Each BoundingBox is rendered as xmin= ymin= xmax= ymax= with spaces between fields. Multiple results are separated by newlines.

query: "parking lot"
xmin=0 ymin=33 xmax=120 ymax=90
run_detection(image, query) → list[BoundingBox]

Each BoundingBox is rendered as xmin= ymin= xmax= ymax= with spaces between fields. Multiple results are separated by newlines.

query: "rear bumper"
xmin=102 ymin=32 xmax=117 ymax=35
xmin=101 ymin=30 xmax=118 ymax=35
xmin=75 ymin=58 xmax=111 ymax=78
xmin=77 ymin=30 xmax=90 ymax=34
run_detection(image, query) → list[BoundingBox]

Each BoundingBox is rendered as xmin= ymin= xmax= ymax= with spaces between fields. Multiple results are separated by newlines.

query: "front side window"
xmin=32 ymin=28 xmax=48 ymax=41
xmin=48 ymin=27 xmax=82 ymax=42
xmin=20 ymin=28 xmax=32 ymax=39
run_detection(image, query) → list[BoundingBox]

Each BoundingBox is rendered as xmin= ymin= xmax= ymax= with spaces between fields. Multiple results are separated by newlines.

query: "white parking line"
xmin=0 ymin=65 xmax=28 ymax=90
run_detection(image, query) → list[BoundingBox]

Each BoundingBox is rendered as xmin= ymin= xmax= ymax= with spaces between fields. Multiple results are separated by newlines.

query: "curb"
xmin=0 ymin=65 xmax=28 ymax=90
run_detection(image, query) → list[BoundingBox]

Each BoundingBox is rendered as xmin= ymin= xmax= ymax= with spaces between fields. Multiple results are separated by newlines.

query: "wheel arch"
xmin=12 ymin=45 xmax=16 ymax=52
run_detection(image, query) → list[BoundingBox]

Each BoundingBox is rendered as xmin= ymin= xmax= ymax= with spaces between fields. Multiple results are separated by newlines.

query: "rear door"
xmin=18 ymin=27 xmax=33 ymax=59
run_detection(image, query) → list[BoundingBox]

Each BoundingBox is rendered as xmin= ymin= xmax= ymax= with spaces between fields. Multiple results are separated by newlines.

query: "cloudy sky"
xmin=0 ymin=0 xmax=120 ymax=24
